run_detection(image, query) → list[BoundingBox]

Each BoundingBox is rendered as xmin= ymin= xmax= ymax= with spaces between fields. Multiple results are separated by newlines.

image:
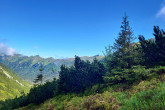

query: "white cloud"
xmin=157 ymin=0 xmax=165 ymax=19
xmin=157 ymin=6 xmax=165 ymax=17
xmin=0 ymin=43 xmax=17 ymax=56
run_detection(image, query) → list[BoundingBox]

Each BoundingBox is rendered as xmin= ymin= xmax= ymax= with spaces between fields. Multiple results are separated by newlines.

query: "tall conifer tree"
xmin=113 ymin=14 xmax=136 ymax=68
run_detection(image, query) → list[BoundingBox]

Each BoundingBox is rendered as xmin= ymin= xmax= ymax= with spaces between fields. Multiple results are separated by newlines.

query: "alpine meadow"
xmin=0 ymin=0 xmax=165 ymax=110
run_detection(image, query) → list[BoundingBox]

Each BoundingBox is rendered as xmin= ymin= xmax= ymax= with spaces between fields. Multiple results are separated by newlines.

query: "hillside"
xmin=0 ymin=54 xmax=104 ymax=82
xmin=16 ymin=66 xmax=165 ymax=110
xmin=0 ymin=63 xmax=31 ymax=101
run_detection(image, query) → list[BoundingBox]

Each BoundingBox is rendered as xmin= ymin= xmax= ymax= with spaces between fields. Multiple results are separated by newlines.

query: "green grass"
xmin=16 ymin=66 xmax=165 ymax=110
xmin=0 ymin=63 xmax=31 ymax=101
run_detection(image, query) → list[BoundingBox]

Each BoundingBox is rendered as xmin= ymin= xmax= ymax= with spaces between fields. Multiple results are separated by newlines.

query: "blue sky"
xmin=0 ymin=0 xmax=165 ymax=58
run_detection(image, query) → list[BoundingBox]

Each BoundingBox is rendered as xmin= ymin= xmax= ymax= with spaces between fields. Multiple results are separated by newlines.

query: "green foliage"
xmin=84 ymin=84 xmax=107 ymax=96
xmin=104 ymin=66 xmax=147 ymax=84
xmin=104 ymin=15 xmax=142 ymax=84
xmin=112 ymin=14 xmax=136 ymax=69
xmin=56 ymin=56 xmax=106 ymax=93
xmin=139 ymin=26 xmax=165 ymax=66
xmin=28 ymin=81 xmax=57 ymax=104
xmin=33 ymin=64 xmax=44 ymax=85
xmin=33 ymin=74 xmax=43 ymax=85
xmin=103 ymin=45 xmax=114 ymax=74
xmin=13 ymin=66 xmax=165 ymax=110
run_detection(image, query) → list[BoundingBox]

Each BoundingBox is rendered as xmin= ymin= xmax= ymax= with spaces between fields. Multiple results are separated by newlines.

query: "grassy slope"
xmin=16 ymin=67 xmax=165 ymax=110
xmin=0 ymin=63 xmax=31 ymax=101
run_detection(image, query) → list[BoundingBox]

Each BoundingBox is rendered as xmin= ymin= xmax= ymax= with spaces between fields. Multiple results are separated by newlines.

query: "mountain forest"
xmin=0 ymin=15 xmax=165 ymax=110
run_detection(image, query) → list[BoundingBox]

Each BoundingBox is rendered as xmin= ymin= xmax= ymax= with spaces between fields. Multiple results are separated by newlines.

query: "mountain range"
xmin=0 ymin=54 xmax=104 ymax=83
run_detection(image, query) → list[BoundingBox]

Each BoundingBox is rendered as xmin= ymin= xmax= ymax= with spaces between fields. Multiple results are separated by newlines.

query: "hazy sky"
xmin=0 ymin=0 xmax=165 ymax=58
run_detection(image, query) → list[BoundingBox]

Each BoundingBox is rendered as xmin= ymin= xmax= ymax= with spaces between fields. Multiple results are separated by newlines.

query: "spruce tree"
xmin=33 ymin=64 xmax=44 ymax=85
xmin=104 ymin=14 xmax=138 ymax=84
xmin=113 ymin=14 xmax=136 ymax=68
xmin=33 ymin=74 xmax=43 ymax=85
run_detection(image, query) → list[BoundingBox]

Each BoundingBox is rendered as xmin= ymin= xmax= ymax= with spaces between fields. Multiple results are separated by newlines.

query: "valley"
xmin=0 ymin=54 xmax=104 ymax=83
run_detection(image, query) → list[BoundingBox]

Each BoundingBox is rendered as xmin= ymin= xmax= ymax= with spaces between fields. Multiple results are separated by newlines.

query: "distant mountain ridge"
xmin=0 ymin=54 xmax=104 ymax=82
